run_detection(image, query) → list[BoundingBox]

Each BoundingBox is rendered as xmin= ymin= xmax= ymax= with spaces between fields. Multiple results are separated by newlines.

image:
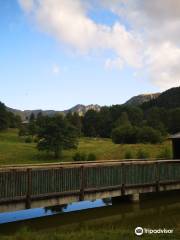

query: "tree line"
xmin=20 ymin=104 xmax=180 ymax=147
xmin=1 ymin=100 xmax=180 ymax=158
xmin=0 ymin=102 xmax=21 ymax=130
xmin=79 ymin=105 xmax=180 ymax=142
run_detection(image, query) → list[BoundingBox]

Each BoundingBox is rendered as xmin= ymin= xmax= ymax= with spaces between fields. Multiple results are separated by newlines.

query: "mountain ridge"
xmin=124 ymin=93 xmax=161 ymax=106
xmin=7 ymin=104 xmax=101 ymax=121
xmin=6 ymin=86 xmax=180 ymax=120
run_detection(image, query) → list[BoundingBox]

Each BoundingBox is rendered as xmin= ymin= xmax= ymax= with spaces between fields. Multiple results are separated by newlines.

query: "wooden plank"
xmin=26 ymin=168 xmax=32 ymax=209
xmin=121 ymin=163 xmax=125 ymax=195
xmin=155 ymin=162 xmax=160 ymax=192
xmin=0 ymin=160 xmax=180 ymax=205
xmin=79 ymin=166 xmax=85 ymax=201
xmin=1 ymin=159 xmax=180 ymax=171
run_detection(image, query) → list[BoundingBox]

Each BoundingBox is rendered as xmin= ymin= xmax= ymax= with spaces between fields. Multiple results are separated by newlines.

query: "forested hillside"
xmin=1 ymin=87 xmax=180 ymax=148
xmin=142 ymin=87 xmax=180 ymax=109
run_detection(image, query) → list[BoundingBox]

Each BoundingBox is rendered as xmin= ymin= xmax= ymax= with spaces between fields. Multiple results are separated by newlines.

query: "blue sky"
xmin=0 ymin=0 xmax=177 ymax=110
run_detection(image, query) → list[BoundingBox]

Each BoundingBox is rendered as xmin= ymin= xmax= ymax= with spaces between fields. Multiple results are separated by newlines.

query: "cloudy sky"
xmin=0 ymin=0 xmax=180 ymax=110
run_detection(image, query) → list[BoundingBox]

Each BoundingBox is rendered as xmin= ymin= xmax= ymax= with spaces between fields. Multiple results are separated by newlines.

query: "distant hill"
xmin=125 ymin=93 xmax=160 ymax=106
xmin=7 ymin=104 xmax=101 ymax=121
xmin=142 ymin=87 xmax=180 ymax=109
xmin=5 ymin=86 xmax=180 ymax=121
xmin=64 ymin=104 xmax=101 ymax=116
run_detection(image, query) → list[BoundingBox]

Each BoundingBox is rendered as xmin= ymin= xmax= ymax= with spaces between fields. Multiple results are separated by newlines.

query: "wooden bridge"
xmin=0 ymin=159 xmax=180 ymax=213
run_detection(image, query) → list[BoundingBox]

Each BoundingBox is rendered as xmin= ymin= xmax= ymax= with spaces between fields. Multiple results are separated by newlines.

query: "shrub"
xmin=111 ymin=125 xmax=138 ymax=144
xmin=73 ymin=152 xmax=81 ymax=161
xmin=124 ymin=150 xmax=133 ymax=159
xmin=137 ymin=149 xmax=150 ymax=159
xmin=25 ymin=136 xmax=33 ymax=143
xmin=33 ymin=136 xmax=38 ymax=143
xmin=18 ymin=125 xmax=28 ymax=136
xmin=73 ymin=152 xmax=87 ymax=161
xmin=80 ymin=152 xmax=87 ymax=161
xmin=87 ymin=153 xmax=97 ymax=161
xmin=112 ymin=125 xmax=163 ymax=145
xmin=137 ymin=127 xmax=162 ymax=144
xmin=157 ymin=147 xmax=172 ymax=159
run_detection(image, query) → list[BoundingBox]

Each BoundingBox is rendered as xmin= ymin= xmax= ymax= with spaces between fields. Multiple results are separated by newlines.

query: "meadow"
xmin=0 ymin=129 xmax=172 ymax=165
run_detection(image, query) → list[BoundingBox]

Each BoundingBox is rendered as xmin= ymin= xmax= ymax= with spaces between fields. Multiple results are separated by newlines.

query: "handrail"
xmin=0 ymin=159 xmax=180 ymax=207
xmin=0 ymin=159 xmax=179 ymax=171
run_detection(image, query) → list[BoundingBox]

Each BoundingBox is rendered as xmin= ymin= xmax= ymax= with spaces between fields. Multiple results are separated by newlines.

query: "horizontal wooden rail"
xmin=0 ymin=160 xmax=180 ymax=207
xmin=0 ymin=159 xmax=180 ymax=171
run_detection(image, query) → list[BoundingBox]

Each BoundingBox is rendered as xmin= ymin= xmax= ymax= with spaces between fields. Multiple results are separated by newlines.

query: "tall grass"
xmin=0 ymin=129 xmax=172 ymax=165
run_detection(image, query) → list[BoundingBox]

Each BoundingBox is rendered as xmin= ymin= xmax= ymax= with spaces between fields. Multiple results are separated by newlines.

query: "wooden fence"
xmin=0 ymin=160 xmax=180 ymax=207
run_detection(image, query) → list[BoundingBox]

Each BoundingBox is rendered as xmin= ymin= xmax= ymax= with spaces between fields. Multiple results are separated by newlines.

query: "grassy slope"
xmin=0 ymin=129 xmax=172 ymax=165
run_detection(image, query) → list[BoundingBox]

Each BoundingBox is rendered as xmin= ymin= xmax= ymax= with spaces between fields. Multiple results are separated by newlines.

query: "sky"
xmin=0 ymin=0 xmax=180 ymax=111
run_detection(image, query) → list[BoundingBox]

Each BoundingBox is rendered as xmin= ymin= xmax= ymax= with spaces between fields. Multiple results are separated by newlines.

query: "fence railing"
xmin=0 ymin=160 xmax=180 ymax=206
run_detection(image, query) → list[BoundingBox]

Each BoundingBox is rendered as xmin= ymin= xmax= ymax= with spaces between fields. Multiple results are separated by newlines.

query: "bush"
xmin=73 ymin=152 xmax=87 ymax=161
xmin=87 ymin=153 xmax=96 ymax=161
xmin=25 ymin=136 xmax=33 ymax=143
xmin=33 ymin=136 xmax=38 ymax=143
xmin=157 ymin=147 xmax=172 ymax=159
xmin=136 ymin=149 xmax=150 ymax=159
xmin=124 ymin=150 xmax=133 ymax=159
xmin=137 ymin=126 xmax=162 ymax=144
xmin=18 ymin=125 xmax=28 ymax=136
xmin=112 ymin=125 xmax=163 ymax=145
xmin=111 ymin=125 xmax=138 ymax=144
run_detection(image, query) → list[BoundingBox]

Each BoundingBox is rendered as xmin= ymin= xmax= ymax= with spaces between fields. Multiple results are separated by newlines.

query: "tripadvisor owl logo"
xmin=135 ymin=227 xmax=144 ymax=236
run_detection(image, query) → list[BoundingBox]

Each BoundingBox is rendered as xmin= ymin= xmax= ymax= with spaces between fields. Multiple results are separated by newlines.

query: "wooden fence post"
xmin=155 ymin=162 xmax=160 ymax=192
xmin=26 ymin=168 xmax=32 ymax=209
xmin=121 ymin=163 xmax=125 ymax=196
xmin=79 ymin=166 xmax=85 ymax=201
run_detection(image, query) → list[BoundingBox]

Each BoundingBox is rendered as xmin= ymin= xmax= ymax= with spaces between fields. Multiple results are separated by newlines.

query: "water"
xmin=0 ymin=191 xmax=180 ymax=235
xmin=0 ymin=199 xmax=111 ymax=224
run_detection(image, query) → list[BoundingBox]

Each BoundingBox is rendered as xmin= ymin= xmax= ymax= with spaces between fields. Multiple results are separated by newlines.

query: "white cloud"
xmin=104 ymin=0 xmax=180 ymax=89
xmin=52 ymin=64 xmax=60 ymax=75
xmin=18 ymin=0 xmax=180 ymax=90
xmin=18 ymin=0 xmax=143 ymax=69
xmin=105 ymin=58 xmax=123 ymax=70
xmin=18 ymin=0 xmax=34 ymax=13
xmin=145 ymin=42 xmax=180 ymax=89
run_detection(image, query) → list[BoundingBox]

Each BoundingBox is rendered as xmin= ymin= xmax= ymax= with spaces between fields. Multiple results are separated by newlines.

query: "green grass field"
xmin=0 ymin=129 xmax=172 ymax=165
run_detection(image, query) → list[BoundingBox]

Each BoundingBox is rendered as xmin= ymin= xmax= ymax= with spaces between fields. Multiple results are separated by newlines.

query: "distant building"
xmin=169 ymin=133 xmax=180 ymax=159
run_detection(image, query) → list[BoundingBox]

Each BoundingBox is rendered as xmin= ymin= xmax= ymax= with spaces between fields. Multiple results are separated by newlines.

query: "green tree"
xmin=114 ymin=112 xmax=131 ymax=127
xmin=126 ymin=106 xmax=143 ymax=126
xmin=97 ymin=107 xmax=112 ymax=138
xmin=145 ymin=107 xmax=167 ymax=135
xmin=37 ymin=115 xmax=78 ymax=158
xmin=66 ymin=112 xmax=82 ymax=136
xmin=29 ymin=112 xmax=35 ymax=121
xmin=7 ymin=112 xmax=22 ymax=128
xmin=0 ymin=102 xmax=8 ymax=131
xmin=137 ymin=126 xmax=162 ymax=144
xmin=83 ymin=110 xmax=99 ymax=137
xmin=28 ymin=113 xmax=37 ymax=137
xmin=111 ymin=125 xmax=138 ymax=144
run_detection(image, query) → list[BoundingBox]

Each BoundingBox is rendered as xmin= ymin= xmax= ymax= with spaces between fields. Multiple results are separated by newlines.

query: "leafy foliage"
xmin=124 ymin=150 xmax=133 ymax=159
xmin=37 ymin=115 xmax=78 ymax=158
xmin=112 ymin=125 xmax=162 ymax=144
xmin=142 ymin=87 xmax=180 ymax=109
xmin=73 ymin=152 xmax=97 ymax=161
xmin=0 ymin=102 xmax=21 ymax=131
xmin=136 ymin=149 xmax=150 ymax=159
